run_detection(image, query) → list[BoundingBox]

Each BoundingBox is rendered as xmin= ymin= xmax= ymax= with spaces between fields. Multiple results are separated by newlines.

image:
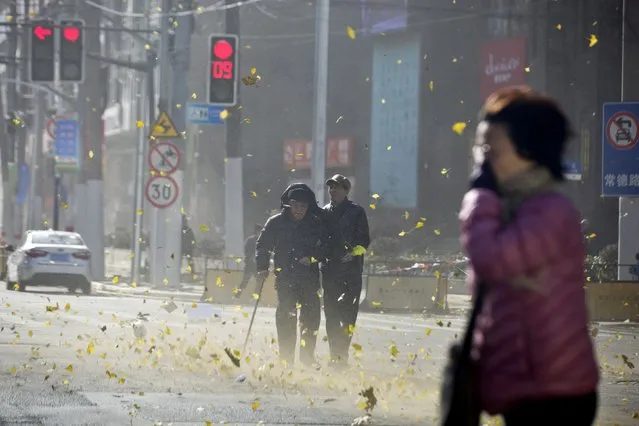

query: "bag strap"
xmin=459 ymin=281 xmax=487 ymax=357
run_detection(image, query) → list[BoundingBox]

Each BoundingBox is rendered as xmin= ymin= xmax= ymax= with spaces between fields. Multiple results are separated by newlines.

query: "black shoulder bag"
xmin=439 ymin=281 xmax=487 ymax=426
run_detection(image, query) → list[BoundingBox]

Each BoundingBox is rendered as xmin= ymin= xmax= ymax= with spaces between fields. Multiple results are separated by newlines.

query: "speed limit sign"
xmin=145 ymin=175 xmax=179 ymax=208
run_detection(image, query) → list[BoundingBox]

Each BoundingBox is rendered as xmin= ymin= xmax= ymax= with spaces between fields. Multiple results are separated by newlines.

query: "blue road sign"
xmin=563 ymin=160 xmax=582 ymax=181
xmin=54 ymin=119 xmax=80 ymax=172
xmin=602 ymin=102 xmax=639 ymax=196
xmin=186 ymin=103 xmax=225 ymax=125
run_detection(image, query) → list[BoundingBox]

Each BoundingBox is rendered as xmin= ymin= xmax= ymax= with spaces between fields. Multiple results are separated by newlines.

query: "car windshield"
xmin=31 ymin=234 xmax=84 ymax=246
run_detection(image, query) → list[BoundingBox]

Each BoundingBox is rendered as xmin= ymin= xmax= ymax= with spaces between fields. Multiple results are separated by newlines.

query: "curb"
xmin=93 ymin=282 xmax=202 ymax=300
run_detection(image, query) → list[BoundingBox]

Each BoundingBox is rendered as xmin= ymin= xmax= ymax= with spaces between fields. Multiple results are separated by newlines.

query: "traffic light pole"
xmin=224 ymin=0 xmax=245 ymax=258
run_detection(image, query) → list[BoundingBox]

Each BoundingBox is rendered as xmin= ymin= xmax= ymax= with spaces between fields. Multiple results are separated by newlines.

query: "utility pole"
xmin=310 ymin=0 xmax=330 ymax=207
xmin=79 ymin=0 xmax=105 ymax=279
xmin=16 ymin=0 xmax=32 ymax=239
xmin=28 ymin=91 xmax=45 ymax=230
xmin=224 ymin=0 xmax=245 ymax=257
xmin=150 ymin=0 xmax=174 ymax=288
xmin=3 ymin=0 xmax=18 ymax=245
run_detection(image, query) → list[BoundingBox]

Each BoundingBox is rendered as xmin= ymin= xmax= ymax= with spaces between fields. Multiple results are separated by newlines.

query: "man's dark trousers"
xmin=322 ymin=269 xmax=362 ymax=363
xmin=275 ymin=278 xmax=321 ymax=365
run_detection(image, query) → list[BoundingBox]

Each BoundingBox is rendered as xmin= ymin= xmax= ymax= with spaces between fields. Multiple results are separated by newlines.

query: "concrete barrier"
xmin=586 ymin=282 xmax=639 ymax=322
xmin=362 ymin=274 xmax=447 ymax=312
xmin=202 ymin=269 xmax=278 ymax=307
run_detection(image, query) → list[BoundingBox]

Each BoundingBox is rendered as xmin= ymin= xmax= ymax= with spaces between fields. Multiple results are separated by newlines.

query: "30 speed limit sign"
xmin=145 ymin=175 xmax=179 ymax=208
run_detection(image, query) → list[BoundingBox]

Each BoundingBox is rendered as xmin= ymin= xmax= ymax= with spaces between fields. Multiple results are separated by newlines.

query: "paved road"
xmin=1 ymin=284 xmax=638 ymax=425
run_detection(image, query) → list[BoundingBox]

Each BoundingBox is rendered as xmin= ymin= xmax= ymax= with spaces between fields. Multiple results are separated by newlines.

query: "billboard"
xmin=360 ymin=0 xmax=408 ymax=36
xmin=369 ymin=34 xmax=420 ymax=209
xmin=480 ymin=38 xmax=527 ymax=101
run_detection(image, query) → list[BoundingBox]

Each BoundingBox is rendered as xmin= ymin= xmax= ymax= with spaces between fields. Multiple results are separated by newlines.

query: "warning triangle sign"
xmin=150 ymin=112 xmax=179 ymax=138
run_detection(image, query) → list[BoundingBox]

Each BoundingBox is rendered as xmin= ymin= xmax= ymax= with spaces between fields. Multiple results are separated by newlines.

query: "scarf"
xmin=498 ymin=166 xmax=558 ymax=291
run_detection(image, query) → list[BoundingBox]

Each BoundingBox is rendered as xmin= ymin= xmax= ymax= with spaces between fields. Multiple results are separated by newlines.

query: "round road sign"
xmin=46 ymin=115 xmax=71 ymax=138
xmin=148 ymin=142 xmax=180 ymax=174
xmin=145 ymin=175 xmax=179 ymax=209
xmin=607 ymin=111 xmax=639 ymax=150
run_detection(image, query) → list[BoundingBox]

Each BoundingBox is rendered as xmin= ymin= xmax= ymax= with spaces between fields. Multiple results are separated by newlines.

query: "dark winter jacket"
xmin=322 ymin=199 xmax=370 ymax=275
xmin=256 ymin=207 xmax=328 ymax=284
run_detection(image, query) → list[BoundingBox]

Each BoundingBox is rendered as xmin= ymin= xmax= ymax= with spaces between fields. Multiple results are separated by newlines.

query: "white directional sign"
xmin=145 ymin=175 xmax=179 ymax=209
xmin=149 ymin=142 xmax=180 ymax=174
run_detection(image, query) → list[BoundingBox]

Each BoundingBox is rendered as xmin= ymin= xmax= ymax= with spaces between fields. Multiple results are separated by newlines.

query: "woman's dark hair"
xmin=480 ymin=85 xmax=573 ymax=181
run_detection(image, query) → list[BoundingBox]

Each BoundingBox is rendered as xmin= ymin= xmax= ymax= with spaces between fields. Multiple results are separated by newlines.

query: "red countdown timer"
xmin=208 ymin=34 xmax=238 ymax=106
xmin=211 ymin=40 xmax=234 ymax=79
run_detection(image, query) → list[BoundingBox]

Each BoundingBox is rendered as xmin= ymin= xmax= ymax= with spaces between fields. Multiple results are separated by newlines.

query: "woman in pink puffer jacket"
xmin=460 ymin=86 xmax=599 ymax=425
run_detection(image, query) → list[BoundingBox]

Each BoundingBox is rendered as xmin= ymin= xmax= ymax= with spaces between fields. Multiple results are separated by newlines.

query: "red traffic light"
xmin=33 ymin=25 xmax=53 ymax=40
xmin=213 ymin=40 xmax=233 ymax=60
xmin=63 ymin=27 xmax=81 ymax=42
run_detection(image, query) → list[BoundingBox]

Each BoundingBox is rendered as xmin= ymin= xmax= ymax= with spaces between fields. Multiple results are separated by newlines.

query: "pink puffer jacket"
xmin=459 ymin=189 xmax=599 ymax=415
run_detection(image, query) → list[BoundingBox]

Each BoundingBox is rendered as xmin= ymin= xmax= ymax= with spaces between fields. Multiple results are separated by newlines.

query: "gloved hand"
xmin=470 ymin=161 xmax=499 ymax=193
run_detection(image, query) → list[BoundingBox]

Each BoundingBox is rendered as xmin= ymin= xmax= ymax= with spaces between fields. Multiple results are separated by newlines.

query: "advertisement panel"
xmin=360 ymin=0 xmax=408 ymax=36
xmin=480 ymin=38 xmax=527 ymax=101
xmin=369 ymin=34 xmax=420 ymax=209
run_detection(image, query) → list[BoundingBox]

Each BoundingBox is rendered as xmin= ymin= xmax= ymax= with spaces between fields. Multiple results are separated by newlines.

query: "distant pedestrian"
xmin=322 ymin=174 xmax=370 ymax=370
xmin=235 ymin=223 xmax=263 ymax=297
xmin=181 ymin=214 xmax=197 ymax=275
xmin=255 ymin=185 xmax=327 ymax=367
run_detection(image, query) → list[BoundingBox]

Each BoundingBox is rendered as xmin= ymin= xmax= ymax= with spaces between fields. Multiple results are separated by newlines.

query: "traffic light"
xmin=208 ymin=34 xmax=239 ymax=106
xmin=58 ymin=20 xmax=85 ymax=82
xmin=30 ymin=20 xmax=55 ymax=82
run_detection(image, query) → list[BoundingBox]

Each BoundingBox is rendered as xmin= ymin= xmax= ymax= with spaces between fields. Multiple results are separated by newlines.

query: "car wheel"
xmin=80 ymin=280 xmax=92 ymax=295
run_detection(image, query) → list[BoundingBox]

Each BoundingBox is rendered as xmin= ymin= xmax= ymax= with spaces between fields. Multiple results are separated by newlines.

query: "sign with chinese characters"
xmin=480 ymin=38 xmax=527 ymax=101
xmin=602 ymin=102 xmax=639 ymax=196
xmin=54 ymin=119 xmax=80 ymax=173
xmin=369 ymin=33 xmax=420 ymax=209
xmin=282 ymin=138 xmax=355 ymax=170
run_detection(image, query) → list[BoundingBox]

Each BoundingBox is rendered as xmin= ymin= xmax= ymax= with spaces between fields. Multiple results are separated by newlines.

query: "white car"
xmin=6 ymin=230 xmax=92 ymax=294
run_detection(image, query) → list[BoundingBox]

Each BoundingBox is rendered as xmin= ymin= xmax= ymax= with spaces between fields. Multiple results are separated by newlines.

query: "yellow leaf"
xmin=106 ymin=370 xmax=117 ymax=379
xmin=346 ymin=25 xmax=356 ymax=40
xmin=64 ymin=303 xmax=71 ymax=312
xmin=525 ymin=66 xmax=531 ymax=72
xmin=556 ymin=23 xmax=562 ymax=30
xmin=61 ymin=202 xmax=68 ymax=210
xmin=87 ymin=342 xmax=95 ymax=355
xmin=588 ymin=34 xmax=598 ymax=47
xmin=369 ymin=204 xmax=376 ymax=210
xmin=44 ymin=321 xmax=51 ymax=326
xmin=452 ymin=122 xmax=467 ymax=135
xmin=46 ymin=304 xmax=59 ymax=312
xmin=371 ymin=194 xmax=380 ymax=199
xmin=310 ymin=256 xmax=318 ymax=263
xmin=252 ymin=293 xmax=260 ymax=300
xmin=250 ymin=67 xmax=257 ymax=74
xmin=428 ymin=80 xmax=434 ymax=92
xmin=136 ymin=120 xmax=144 ymax=128
xmin=300 ymin=339 xmax=306 ymax=347
xmin=371 ymin=301 xmax=382 ymax=307
xmin=28 ymin=330 xmax=33 ymax=337
xmin=9 ymin=366 xmax=17 ymax=374
xmin=386 ymin=145 xmax=392 ymax=151
xmin=63 ymin=379 xmax=69 ymax=385
xmin=88 ymin=150 xmax=94 ymax=159
xmin=118 ymin=377 xmax=126 ymax=384
xmin=425 ymin=328 xmax=432 ymax=336
xmin=441 ymin=168 xmax=449 ymax=176
xmin=389 ymin=344 xmax=399 ymax=358
xmin=199 ymin=224 xmax=210 ymax=232
xmin=216 ymin=276 xmax=223 ymax=287
xmin=164 ymin=325 xmax=172 ymax=335
xmin=251 ymin=400 xmax=260 ymax=411
xmin=219 ymin=109 xmax=229 ymax=120
xmin=250 ymin=191 xmax=257 ymax=198
xmin=112 ymin=276 xmax=119 ymax=284
xmin=352 ymin=343 xmax=362 ymax=351
xmin=434 ymin=229 xmax=441 ymax=236
xmin=415 ymin=221 xmax=424 ymax=229
xmin=398 ymin=231 xmax=406 ymax=237
xmin=351 ymin=245 xmax=367 ymax=256
xmin=65 ymin=364 xmax=73 ymax=373
xmin=586 ymin=233 xmax=597 ymax=239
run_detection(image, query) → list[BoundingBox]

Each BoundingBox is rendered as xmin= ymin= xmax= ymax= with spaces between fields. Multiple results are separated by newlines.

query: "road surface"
xmin=1 ymin=284 xmax=638 ymax=425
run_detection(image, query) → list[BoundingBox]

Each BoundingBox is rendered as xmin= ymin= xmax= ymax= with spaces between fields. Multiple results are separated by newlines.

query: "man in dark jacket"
xmin=256 ymin=185 xmax=327 ymax=367
xmin=322 ymin=174 xmax=370 ymax=369
xmin=236 ymin=224 xmax=263 ymax=297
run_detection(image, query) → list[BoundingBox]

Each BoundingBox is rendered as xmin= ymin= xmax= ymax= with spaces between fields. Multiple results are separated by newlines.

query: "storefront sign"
xmin=480 ymin=38 xmax=527 ymax=101
xmin=283 ymin=137 xmax=355 ymax=170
